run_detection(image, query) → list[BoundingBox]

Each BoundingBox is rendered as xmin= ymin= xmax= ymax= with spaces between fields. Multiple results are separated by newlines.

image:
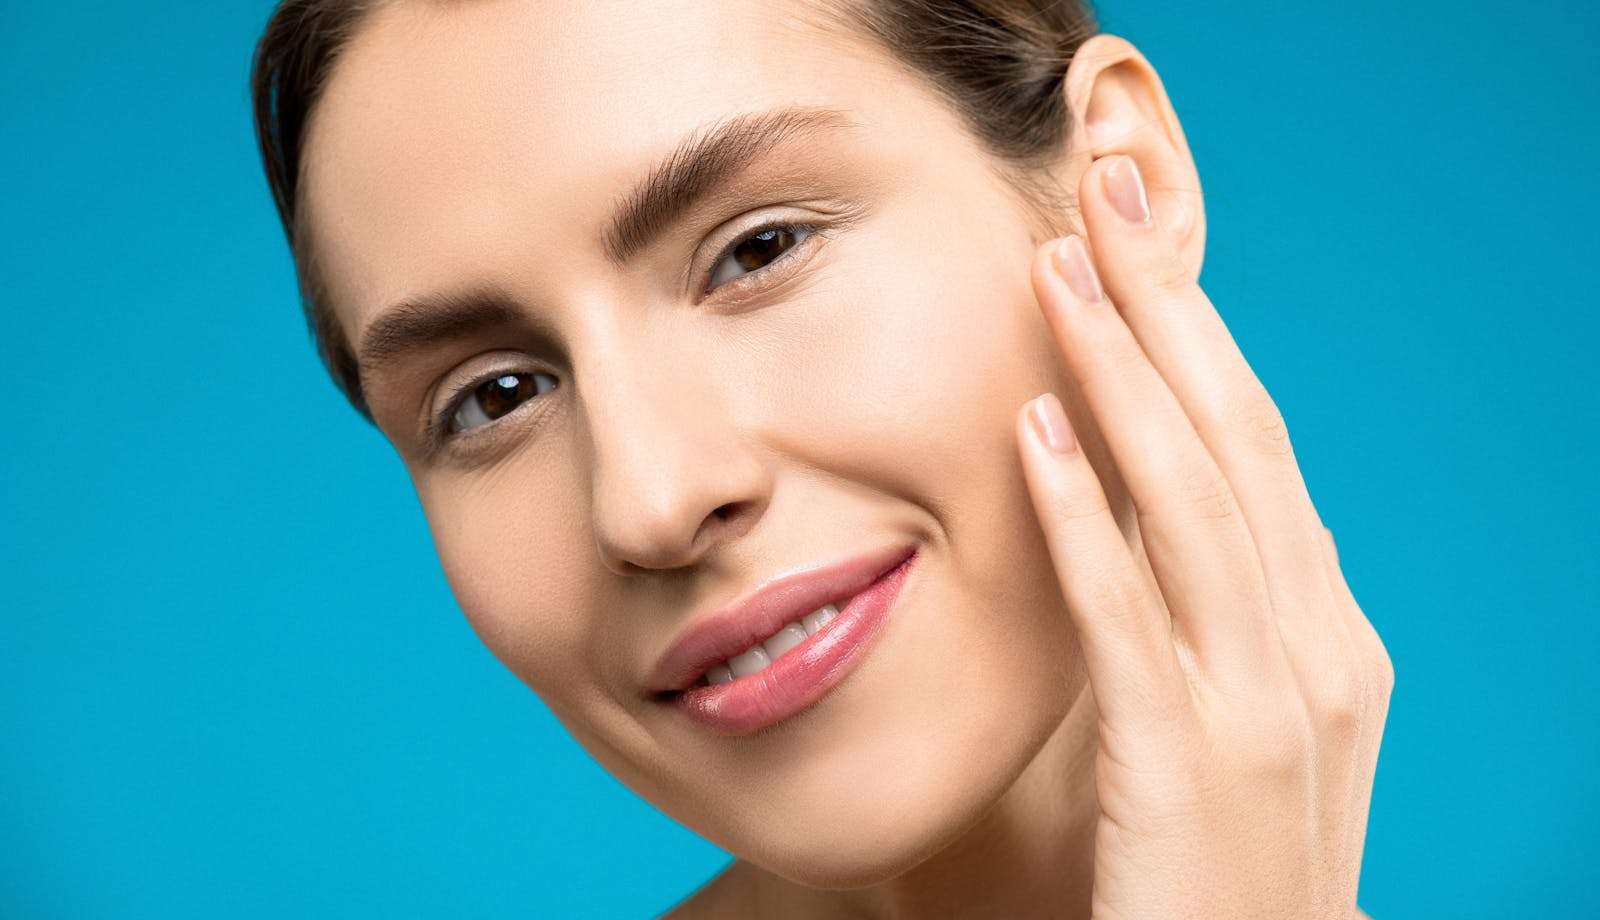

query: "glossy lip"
xmin=648 ymin=542 xmax=918 ymax=696
xmin=668 ymin=547 xmax=918 ymax=736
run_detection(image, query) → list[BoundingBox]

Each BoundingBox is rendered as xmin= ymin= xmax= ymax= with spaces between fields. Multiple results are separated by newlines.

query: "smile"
xmin=698 ymin=600 xmax=844 ymax=686
xmin=663 ymin=547 xmax=918 ymax=736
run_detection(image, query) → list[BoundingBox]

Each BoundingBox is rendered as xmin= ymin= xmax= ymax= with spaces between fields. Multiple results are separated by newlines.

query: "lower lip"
xmin=670 ymin=547 xmax=918 ymax=736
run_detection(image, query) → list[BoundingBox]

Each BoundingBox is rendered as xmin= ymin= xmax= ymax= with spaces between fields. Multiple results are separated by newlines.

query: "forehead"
xmin=301 ymin=0 xmax=951 ymax=334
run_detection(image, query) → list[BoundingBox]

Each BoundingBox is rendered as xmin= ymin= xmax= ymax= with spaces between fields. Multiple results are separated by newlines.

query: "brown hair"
xmin=250 ymin=0 xmax=1098 ymax=422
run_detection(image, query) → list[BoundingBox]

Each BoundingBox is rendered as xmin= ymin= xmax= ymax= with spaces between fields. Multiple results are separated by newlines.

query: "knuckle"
xmin=1351 ymin=617 xmax=1395 ymax=697
xmin=1370 ymin=642 xmax=1396 ymax=699
xmin=1148 ymin=256 xmax=1197 ymax=299
xmin=1310 ymin=670 xmax=1367 ymax=740
xmin=1223 ymin=387 xmax=1295 ymax=458
xmin=1158 ymin=187 xmax=1201 ymax=240
xmin=1083 ymin=567 xmax=1153 ymax=630
xmin=1047 ymin=482 xmax=1114 ymax=524
xmin=1308 ymin=638 xmax=1394 ymax=742
xmin=1124 ymin=220 xmax=1199 ymax=300
xmin=1172 ymin=462 xmax=1239 ymax=522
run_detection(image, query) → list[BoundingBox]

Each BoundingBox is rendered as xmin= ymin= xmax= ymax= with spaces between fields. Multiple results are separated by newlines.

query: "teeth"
xmin=700 ymin=602 xmax=843 ymax=687
xmin=802 ymin=603 xmax=840 ymax=635
xmin=763 ymin=623 xmax=809 ymax=661
xmin=727 ymin=644 xmax=771 ymax=678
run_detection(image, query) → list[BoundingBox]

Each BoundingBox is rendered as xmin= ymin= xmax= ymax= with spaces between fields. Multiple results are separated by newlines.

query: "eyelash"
xmin=426 ymin=219 xmax=826 ymax=453
xmin=699 ymin=218 xmax=823 ymax=297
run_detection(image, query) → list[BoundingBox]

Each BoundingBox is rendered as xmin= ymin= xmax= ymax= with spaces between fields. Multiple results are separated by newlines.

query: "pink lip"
xmin=659 ymin=547 xmax=918 ymax=736
xmin=648 ymin=543 xmax=918 ymax=696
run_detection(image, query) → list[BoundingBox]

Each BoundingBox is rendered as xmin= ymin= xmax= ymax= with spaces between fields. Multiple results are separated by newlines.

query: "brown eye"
xmin=708 ymin=223 xmax=814 ymax=289
xmin=450 ymin=371 xmax=557 ymax=434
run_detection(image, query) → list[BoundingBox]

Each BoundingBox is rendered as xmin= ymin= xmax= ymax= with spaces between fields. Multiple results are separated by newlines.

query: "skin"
xmin=298 ymin=1 xmax=1391 ymax=916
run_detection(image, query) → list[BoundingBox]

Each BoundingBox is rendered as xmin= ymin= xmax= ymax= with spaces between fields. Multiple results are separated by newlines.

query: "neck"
xmin=727 ymin=683 xmax=1101 ymax=920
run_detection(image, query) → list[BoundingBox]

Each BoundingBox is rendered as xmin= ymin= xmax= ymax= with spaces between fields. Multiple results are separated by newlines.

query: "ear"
xmin=1058 ymin=34 xmax=1206 ymax=280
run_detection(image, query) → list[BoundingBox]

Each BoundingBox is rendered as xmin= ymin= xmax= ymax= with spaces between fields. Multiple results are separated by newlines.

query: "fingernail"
xmin=1103 ymin=156 xmax=1152 ymax=225
xmin=1028 ymin=392 xmax=1077 ymax=455
xmin=1051 ymin=235 xmax=1104 ymax=303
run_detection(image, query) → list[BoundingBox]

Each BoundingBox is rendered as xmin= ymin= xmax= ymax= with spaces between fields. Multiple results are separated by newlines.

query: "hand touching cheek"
xmin=1016 ymin=153 xmax=1393 ymax=920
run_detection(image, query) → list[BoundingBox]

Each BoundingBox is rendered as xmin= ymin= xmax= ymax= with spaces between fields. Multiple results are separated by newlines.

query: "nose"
xmin=583 ymin=334 xmax=772 ymax=575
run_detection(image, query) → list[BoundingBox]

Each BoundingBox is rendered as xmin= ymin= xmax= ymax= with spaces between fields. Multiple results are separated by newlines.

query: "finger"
xmin=1081 ymin=110 xmax=1205 ymax=282
xmin=1320 ymin=525 xmax=1394 ymax=721
xmin=1317 ymin=525 xmax=1394 ymax=899
xmin=1032 ymin=233 xmax=1284 ymax=686
xmin=1015 ymin=391 xmax=1190 ymax=728
xmin=1080 ymin=153 xmax=1337 ymax=647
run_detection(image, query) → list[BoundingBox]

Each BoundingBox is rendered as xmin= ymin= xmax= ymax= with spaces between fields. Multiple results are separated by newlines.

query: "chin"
xmin=689 ymin=612 xmax=1081 ymax=891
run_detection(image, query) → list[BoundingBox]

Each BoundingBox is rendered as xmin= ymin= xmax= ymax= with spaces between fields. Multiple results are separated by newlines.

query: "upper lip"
xmin=648 ymin=542 xmax=918 ymax=695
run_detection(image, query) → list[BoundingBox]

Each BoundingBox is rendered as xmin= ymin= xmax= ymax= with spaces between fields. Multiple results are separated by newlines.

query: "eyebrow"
xmin=357 ymin=284 xmax=530 ymax=380
xmin=356 ymin=104 xmax=860 ymax=382
xmin=601 ymin=104 xmax=860 ymax=267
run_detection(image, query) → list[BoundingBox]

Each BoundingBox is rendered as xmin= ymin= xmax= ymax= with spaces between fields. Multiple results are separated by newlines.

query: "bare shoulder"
xmin=656 ymin=860 xmax=752 ymax=919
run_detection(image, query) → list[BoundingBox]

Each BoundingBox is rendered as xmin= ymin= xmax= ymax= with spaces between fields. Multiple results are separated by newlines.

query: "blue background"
xmin=4 ymin=1 xmax=1596 ymax=917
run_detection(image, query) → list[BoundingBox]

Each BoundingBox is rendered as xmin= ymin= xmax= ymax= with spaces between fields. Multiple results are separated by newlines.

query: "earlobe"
xmin=1062 ymin=34 xmax=1207 ymax=281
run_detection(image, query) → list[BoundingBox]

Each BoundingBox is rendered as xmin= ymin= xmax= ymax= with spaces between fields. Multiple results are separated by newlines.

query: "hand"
xmin=1014 ymin=153 xmax=1392 ymax=919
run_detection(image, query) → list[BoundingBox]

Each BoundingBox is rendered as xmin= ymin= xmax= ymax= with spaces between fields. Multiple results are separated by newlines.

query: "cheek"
xmin=746 ymin=208 xmax=1065 ymax=510
xmin=414 ymin=465 xmax=596 ymax=697
xmin=403 ymin=207 xmax=1071 ymax=704
xmin=752 ymin=211 xmax=1078 ymax=659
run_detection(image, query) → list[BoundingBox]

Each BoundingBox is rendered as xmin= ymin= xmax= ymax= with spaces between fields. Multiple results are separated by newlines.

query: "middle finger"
xmin=1079 ymin=154 xmax=1342 ymax=660
xmin=1032 ymin=232 xmax=1285 ymax=687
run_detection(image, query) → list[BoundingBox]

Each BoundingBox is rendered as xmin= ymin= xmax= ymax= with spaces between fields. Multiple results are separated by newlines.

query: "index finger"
xmin=1079 ymin=154 xmax=1337 ymax=635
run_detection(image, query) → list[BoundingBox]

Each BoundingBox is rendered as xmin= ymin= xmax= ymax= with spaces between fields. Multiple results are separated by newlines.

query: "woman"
xmin=250 ymin=1 xmax=1392 ymax=916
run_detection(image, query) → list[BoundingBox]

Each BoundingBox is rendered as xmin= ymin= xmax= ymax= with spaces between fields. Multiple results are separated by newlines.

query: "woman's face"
xmin=305 ymin=0 xmax=1123 ymax=886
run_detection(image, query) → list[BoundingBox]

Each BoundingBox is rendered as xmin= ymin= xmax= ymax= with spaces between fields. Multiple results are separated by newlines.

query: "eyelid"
xmin=691 ymin=200 xmax=868 ymax=302
xmin=700 ymin=219 xmax=821 ymax=299
xmin=423 ymin=360 xmax=551 ymax=454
